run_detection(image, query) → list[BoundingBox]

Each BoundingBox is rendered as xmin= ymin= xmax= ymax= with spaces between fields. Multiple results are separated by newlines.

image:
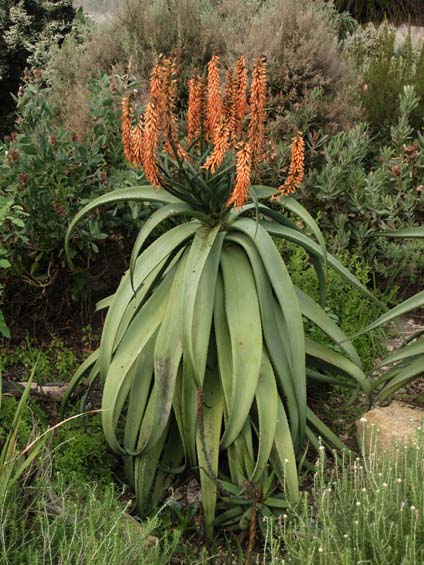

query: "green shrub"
xmin=53 ymin=416 xmax=116 ymax=486
xmin=0 ymin=194 xmax=27 ymax=337
xmin=0 ymin=0 xmax=76 ymax=136
xmin=284 ymin=244 xmax=388 ymax=370
xmin=0 ymin=335 xmax=79 ymax=385
xmin=0 ymin=71 xmax=146 ymax=294
xmin=301 ymin=86 xmax=424 ymax=289
xmin=349 ymin=22 xmax=424 ymax=133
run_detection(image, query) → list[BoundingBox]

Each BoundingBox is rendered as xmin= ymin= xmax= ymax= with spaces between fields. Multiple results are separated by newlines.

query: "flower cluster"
xmin=121 ymin=55 xmax=304 ymax=209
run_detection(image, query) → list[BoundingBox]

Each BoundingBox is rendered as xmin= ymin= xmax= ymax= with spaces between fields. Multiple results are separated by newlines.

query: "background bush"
xmin=0 ymin=70 xmax=148 ymax=310
xmin=349 ymin=23 xmax=424 ymax=133
xmin=47 ymin=0 xmax=359 ymax=137
xmin=0 ymin=0 xmax=76 ymax=136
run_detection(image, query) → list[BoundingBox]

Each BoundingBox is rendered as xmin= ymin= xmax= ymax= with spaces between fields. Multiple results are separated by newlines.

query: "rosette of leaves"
xmin=63 ymin=56 xmax=377 ymax=537
xmin=360 ymin=227 xmax=424 ymax=401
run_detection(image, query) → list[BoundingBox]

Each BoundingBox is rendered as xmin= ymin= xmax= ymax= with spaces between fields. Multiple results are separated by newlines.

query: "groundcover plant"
xmin=64 ymin=55 xmax=378 ymax=537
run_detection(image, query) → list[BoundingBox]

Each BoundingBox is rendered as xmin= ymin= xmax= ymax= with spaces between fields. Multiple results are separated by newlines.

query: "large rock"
xmin=356 ymin=401 xmax=424 ymax=456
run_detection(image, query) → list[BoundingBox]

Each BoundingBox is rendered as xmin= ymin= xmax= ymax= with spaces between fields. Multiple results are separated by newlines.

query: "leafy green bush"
xmin=284 ymin=244 xmax=387 ymax=370
xmin=0 ymin=0 xmax=76 ymax=136
xmin=0 ymin=335 xmax=79 ymax=384
xmin=0 ymin=195 xmax=27 ymax=337
xmin=0 ymin=70 xmax=145 ymax=293
xmin=349 ymin=23 xmax=424 ymax=133
xmin=301 ymin=86 xmax=424 ymax=288
xmin=53 ymin=415 xmax=116 ymax=486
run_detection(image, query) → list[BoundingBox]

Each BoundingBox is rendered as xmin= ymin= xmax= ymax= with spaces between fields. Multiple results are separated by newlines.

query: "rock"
xmin=356 ymin=401 xmax=424 ymax=456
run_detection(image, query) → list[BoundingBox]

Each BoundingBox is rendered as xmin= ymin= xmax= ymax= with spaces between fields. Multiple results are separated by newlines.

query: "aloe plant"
xmin=361 ymin=227 xmax=424 ymax=401
xmin=63 ymin=56 xmax=377 ymax=537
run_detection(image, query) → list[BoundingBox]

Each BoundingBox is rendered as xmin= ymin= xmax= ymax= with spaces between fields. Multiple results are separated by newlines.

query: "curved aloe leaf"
xmin=377 ymin=227 xmax=424 ymax=238
xmin=181 ymin=224 xmax=222 ymax=387
xmin=129 ymin=203 xmax=210 ymax=288
xmin=225 ymin=231 xmax=300 ymax=445
xmin=65 ymin=186 xmax=181 ymax=268
xmin=358 ymin=290 xmax=424 ymax=335
xmin=196 ymin=368 xmax=223 ymax=540
xmin=262 ymin=220 xmax=385 ymax=310
xmin=294 ymin=286 xmax=362 ymax=368
xmin=251 ymin=351 xmax=278 ymax=482
xmin=375 ymin=337 xmax=424 ymax=369
xmin=232 ymin=219 xmax=306 ymax=442
xmin=377 ymin=356 xmax=424 ymax=401
xmin=101 ymin=272 xmax=174 ymax=454
xmin=100 ymin=222 xmax=198 ymax=379
xmin=305 ymin=338 xmax=370 ymax=394
xmin=219 ymin=245 xmax=262 ymax=449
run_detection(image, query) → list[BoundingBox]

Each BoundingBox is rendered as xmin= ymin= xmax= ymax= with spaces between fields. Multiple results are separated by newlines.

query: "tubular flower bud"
xmin=227 ymin=142 xmax=252 ymax=209
xmin=223 ymin=70 xmax=237 ymax=141
xmin=187 ymin=76 xmax=203 ymax=142
xmin=278 ymin=132 xmax=305 ymax=196
xmin=142 ymin=99 xmax=161 ymax=187
xmin=248 ymin=57 xmax=267 ymax=163
xmin=206 ymin=55 xmax=223 ymax=139
xmin=164 ymin=59 xmax=188 ymax=160
xmin=233 ymin=55 xmax=248 ymax=137
xmin=132 ymin=120 xmax=144 ymax=165
xmin=202 ymin=118 xmax=231 ymax=173
xmin=121 ymin=96 xmax=134 ymax=164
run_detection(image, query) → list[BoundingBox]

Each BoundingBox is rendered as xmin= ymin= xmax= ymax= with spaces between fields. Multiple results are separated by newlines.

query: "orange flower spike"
xmin=202 ymin=119 xmax=230 ymax=173
xmin=223 ymin=69 xmax=236 ymax=140
xmin=234 ymin=55 xmax=248 ymax=136
xmin=206 ymin=55 xmax=223 ymax=139
xmin=142 ymin=99 xmax=161 ymax=187
xmin=121 ymin=96 xmax=134 ymax=164
xmin=248 ymin=57 xmax=267 ymax=163
xmin=278 ymin=131 xmax=305 ymax=196
xmin=165 ymin=59 xmax=189 ymax=160
xmin=132 ymin=120 xmax=144 ymax=166
xmin=187 ymin=77 xmax=202 ymax=142
xmin=203 ymin=71 xmax=235 ymax=172
xmin=227 ymin=142 xmax=252 ymax=209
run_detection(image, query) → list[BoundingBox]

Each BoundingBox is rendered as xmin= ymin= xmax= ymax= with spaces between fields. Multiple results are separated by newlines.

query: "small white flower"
xmin=361 ymin=488 xmax=367 ymax=492
xmin=319 ymin=445 xmax=325 ymax=451
xmin=356 ymin=501 xmax=361 ymax=507
xmin=360 ymin=417 xmax=367 ymax=423
xmin=283 ymin=514 xmax=288 ymax=520
xmin=411 ymin=506 xmax=416 ymax=511
xmin=318 ymin=547 xmax=324 ymax=553
xmin=397 ymin=478 xmax=402 ymax=483
xmin=354 ymin=520 xmax=359 ymax=525
xmin=343 ymin=534 xmax=349 ymax=539
xmin=383 ymin=483 xmax=388 ymax=488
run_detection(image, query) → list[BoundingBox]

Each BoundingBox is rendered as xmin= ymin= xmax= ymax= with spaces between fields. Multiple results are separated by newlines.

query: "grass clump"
xmin=2 ymin=478 xmax=181 ymax=565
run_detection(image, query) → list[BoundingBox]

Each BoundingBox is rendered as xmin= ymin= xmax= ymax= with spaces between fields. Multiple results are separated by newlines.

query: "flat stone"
xmin=356 ymin=401 xmax=424 ymax=456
